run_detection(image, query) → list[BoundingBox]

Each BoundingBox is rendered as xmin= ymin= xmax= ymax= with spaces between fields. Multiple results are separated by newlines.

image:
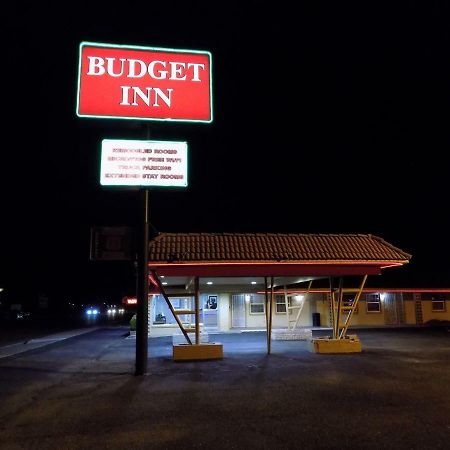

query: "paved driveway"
xmin=0 ymin=327 xmax=449 ymax=449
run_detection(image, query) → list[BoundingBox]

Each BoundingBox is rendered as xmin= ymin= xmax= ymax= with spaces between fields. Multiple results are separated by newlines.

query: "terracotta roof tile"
xmin=148 ymin=233 xmax=411 ymax=263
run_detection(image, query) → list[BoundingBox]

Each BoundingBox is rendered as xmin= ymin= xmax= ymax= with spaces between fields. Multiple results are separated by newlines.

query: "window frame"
xmin=275 ymin=295 xmax=291 ymax=314
xmin=366 ymin=293 xmax=382 ymax=313
xmin=431 ymin=300 xmax=446 ymax=312
xmin=249 ymin=295 xmax=265 ymax=315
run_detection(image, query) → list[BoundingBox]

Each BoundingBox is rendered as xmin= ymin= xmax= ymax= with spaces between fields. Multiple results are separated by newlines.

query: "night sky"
xmin=2 ymin=1 xmax=449 ymax=303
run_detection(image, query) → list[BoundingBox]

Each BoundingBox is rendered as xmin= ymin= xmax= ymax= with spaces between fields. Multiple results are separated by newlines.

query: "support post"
xmin=264 ymin=277 xmax=270 ymax=353
xmin=335 ymin=277 xmax=343 ymax=339
xmin=195 ymin=276 xmax=200 ymax=344
xmin=268 ymin=276 xmax=274 ymax=354
xmin=284 ymin=285 xmax=289 ymax=330
xmin=135 ymin=189 xmax=149 ymax=376
xmin=329 ymin=277 xmax=337 ymax=339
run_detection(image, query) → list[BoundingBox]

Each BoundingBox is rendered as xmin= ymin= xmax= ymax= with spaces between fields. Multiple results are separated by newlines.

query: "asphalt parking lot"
xmin=0 ymin=326 xmax=449 ymax=449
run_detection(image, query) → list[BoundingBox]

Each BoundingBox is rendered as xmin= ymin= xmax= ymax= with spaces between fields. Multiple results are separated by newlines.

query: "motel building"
xmin=147 ymin=287 xmax=450 ymax=336
xmin=131 ymin=232 xmax=449 ymax=357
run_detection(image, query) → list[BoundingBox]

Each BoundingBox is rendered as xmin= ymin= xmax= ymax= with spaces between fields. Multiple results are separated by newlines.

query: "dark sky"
xmin=2 ymin=1 xmax=449 ymax=302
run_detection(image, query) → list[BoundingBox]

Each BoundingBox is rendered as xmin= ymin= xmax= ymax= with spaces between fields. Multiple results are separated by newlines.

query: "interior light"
xmin=251 ymin=281 xmax=257 ymax=285
xmin=206 ymin=281 xmax=213 ymax=285
xmin=162 ymin=282 xmax=168 ymax=285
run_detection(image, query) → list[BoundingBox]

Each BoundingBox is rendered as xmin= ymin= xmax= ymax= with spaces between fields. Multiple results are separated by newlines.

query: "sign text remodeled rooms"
xmin=77 ymin=42 xmax=212 ymax=122
xmin=100 ymin=139 xmax=188 ymax=187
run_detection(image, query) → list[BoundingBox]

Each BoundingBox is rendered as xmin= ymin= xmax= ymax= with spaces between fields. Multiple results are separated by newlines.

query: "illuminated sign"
xmin=90 ymin=226 xmax=134 ymax=261
xmin=77 ymin=41 xmax=212 ymax=122
xmin=100 ymin=139 xmax=188 ymax=187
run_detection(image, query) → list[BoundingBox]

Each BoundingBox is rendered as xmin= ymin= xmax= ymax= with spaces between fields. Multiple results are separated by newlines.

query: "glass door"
xmin=231 ymin=294 xmax=246 ymax=328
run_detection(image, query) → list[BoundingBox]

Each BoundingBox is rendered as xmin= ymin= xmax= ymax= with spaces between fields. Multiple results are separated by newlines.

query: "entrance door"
xmin=203 ymin=295 xmax=218 ymax=330
xmin=231 ymin=294 xmax=246 ymax=328
xmin=383 ymin=293 xmax=398 ymax=325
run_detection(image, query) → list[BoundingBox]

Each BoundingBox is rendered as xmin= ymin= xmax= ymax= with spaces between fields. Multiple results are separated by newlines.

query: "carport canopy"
xmin=138 ymin=232 xmax=411 ymax=363
xmin=148 ymin=232 xmax=411 ymax=279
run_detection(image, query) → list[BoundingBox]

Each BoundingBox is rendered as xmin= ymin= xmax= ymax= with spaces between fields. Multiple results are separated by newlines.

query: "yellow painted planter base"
xmin=173 ymin=343 xmax=224 ymax=361
xmin=309 ymin=335 xmax=362 ymax=354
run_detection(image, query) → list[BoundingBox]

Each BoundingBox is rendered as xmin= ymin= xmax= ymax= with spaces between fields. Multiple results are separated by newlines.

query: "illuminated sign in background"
xmin=100 ymin=139 xmax=188 ymax=187
xmin=90 ymin=226 xmax=134 ymax=261
xmin=77 ymin=42 xmax=212 ymax=122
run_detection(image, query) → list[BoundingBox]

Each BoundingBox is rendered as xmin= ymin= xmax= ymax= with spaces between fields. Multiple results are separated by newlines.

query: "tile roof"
xmin=148 ymin=233 xmax=411 ymax=263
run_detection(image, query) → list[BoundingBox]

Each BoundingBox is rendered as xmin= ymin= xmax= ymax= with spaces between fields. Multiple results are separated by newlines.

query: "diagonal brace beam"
xmin=340 ymin=274 xmax=368 ymax=339
xmin=151 ymin=269 xmax=192 ymax=345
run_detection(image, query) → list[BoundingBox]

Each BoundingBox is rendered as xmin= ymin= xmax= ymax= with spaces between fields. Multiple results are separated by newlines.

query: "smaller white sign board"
xmin=100 ymin=139 xmax=188 ymax=187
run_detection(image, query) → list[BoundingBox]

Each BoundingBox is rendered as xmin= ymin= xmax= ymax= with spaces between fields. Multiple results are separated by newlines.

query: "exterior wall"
xmin=313 ymin=294 xmax=331 ymax=327
xmin=232 ymin=293 xmax=424 ymax=329
xmin=404 ymin=300 xmax=416 ymax=325
xmin=272 ymin=297 xmax=313 ymax=328
xmin=347 ymin=299 xmax=386 ymax=327
xmin=246 ymin=303 xmax=266 ymax=328
xmin=148 ymin=290 xmax=450 ymax=336
xmin=234 ymin=294 xmax=317 ymax=329
xmin=421 ymin=300 xmax=450 ymax=323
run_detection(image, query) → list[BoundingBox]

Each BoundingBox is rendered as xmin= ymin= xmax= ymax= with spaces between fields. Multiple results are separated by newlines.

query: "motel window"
xmin=152 ymin=296 xmax=193 ymax=325
xmin=366 ymin=294 xmax=381 ymax=313
xmin=342 ymin=294 xmax=358 ymax=314
xmin=422 ymin=293 xmax=446 ymax=312
xmin=275 ymin=295 xmax=291 ymax=313
xmin=432 ymin=300 xmax=446 ymax=312
xmin=250 ymin=295 xmax=265 ymax=314
xmin=171 ymin=298 xmax=181 ymax=309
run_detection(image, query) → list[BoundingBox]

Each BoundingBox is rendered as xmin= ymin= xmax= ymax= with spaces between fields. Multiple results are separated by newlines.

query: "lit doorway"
xmin=231 ymin=294 xmax=246 ymax=328
xmin=203 ymin=295 xmax=218 ymax=330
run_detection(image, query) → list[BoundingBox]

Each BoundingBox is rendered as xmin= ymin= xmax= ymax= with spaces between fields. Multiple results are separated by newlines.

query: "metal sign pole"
xmin=135 ymin=188 xmax=149 ymax=376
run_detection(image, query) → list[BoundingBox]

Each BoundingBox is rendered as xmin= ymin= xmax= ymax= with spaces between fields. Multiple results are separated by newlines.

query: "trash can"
xmin=312 ymin=312 xmax=321 ymax=327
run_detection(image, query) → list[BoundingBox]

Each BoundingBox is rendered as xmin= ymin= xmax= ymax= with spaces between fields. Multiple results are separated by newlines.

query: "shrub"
xmin=130 ymin=314 xmax=137 ymax=330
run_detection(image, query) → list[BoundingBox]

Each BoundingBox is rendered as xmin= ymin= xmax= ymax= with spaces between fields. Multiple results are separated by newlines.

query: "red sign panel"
xmin=90 ymin=226 xmax=134 ymax=261
xmin=77 ymin=42 xmax=212 ymax=122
